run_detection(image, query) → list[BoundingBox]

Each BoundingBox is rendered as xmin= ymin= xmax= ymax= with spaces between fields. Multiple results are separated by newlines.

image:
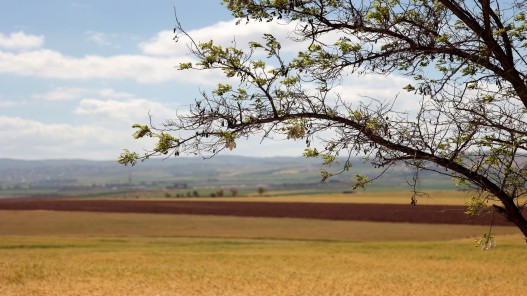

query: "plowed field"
xmin=0 ymin=198 xmax=520 ymax=226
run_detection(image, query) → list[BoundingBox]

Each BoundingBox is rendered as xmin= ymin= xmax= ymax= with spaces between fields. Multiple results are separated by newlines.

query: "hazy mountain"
xmin=0 ymin=156 xmax=454 ymax=192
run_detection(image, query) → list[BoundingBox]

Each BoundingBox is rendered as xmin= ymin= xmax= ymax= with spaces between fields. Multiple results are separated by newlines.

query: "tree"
xmin=119 ymin=0 xmax=527 ymax=244
xmin=229 ymin=187 xmax=239 ymax=197
xmin=257 ymin=186 xmax=266 ymax=196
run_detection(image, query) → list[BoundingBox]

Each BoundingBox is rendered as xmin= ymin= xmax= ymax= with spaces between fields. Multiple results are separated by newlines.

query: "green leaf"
xmin=464 ymin=195 xmax=486 ymax=216
xmin=117 ymin=149 xmax=140 ymax=166
xmin=352 ymin=174 xmax=370 ymax=190
xmin=131 ymin=124 xmax=152 ymax=139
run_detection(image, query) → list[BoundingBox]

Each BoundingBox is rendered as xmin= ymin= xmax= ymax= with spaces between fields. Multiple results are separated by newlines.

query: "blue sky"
xmin=0 ymin=0 xmax=412 ymax=160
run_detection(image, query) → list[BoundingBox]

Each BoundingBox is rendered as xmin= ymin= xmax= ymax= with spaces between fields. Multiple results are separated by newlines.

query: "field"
xmin=93 ymin=189 xmax=472 ymax=205
xmin=0 ymin=198 xmax=517 ymax=225
xmin=1 ymin=191 xmax=526 ymax=295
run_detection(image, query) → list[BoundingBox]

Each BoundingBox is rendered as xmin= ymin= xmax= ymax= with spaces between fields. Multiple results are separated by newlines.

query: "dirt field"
xmin=0 ymin=198 xmax=519 ymax=226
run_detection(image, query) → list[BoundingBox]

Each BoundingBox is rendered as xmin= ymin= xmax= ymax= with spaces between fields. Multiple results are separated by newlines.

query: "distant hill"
xmin=0 ymin=156 xmax=455 ymax=193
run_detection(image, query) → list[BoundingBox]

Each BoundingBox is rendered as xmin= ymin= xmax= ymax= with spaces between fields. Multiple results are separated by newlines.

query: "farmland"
xmin=0 ymin=198 xmax=519 ymax=225
xmin=1 ymin=234 xmax=526 ymax=296
xmin=0 ymin=193 xmax=526 ymax=295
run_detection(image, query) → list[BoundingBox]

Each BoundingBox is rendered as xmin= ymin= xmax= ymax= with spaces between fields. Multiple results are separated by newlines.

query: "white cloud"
xmin=332 ymin=73 xmax=418 ymax=112
xmin=0 ymin=115 xmax=305 ymax=159
xmin=0 ymin=84 xmax=184 ymax=160
xmin=0 ymin=50 xmax=173 ymax=83
xmin=32 ymin=87 xmax=89 ymax=101
xmin=0 ymin=31 xmax=44 ymax=50
xmin=140 ymin=19 xmax=302 ymax=57
xmin=228 ymin=133 xmax=307 ymax=157
xmin=0 ymin=115 xmax=161 ymax=160
xmin=0 ymin=116 xmax=115 ymax=159
xmin=85 ymin=31 xmax=119 ymax=48
xmin=0 ymin=116 xmax=104 ymax=143
xmin=0 ymin=21 xmax=349 ymax=86
xmin=29 ymin=86 xmax=180 ymax=125
xmin=0 ymin=23 xmax=419 ymax=161
xmin=97 ymin=88 xmax=135 ymax=99
xmin=0 ymin=48 xmax=226 ymax=84
xmin=0 ymin=100 xmax=28 ymax=107
xmin=74 ymin=98 xmax=178 ymax=124
xmin=32 ymin=87 xmax=151 ymax=102
xmin=140 ymin=18 xmax=357 ymax=59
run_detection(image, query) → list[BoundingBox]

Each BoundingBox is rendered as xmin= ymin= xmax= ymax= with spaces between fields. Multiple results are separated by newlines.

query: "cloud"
xmin=0 ymin=114 xmax=162 ymax=160
xmin=0 ymin=116 xmax=117 ymax=159
xmin=97 ymin=88 xmax=136 ymax=99
xmin=85 ymin=31 xmax=120 ymax=48
xmin=0 ymin=100 xmax=28 ymax=107
xmin=0 ymin=31 xmax=44 ymax=50
xmin=0 ymin=49 xmax=174 ymax=83
xmin=140 ymin=18 xmax=357 ymax=59
xmin=29 ymin=86 xmax=180 ymax=125
xmin=335 ymin=74 xmax=412 ymax=98
xmin=0 ymin=21 xmax=266 ymax=84
xmin=331 ymin=73 xmax=418 ymax=112
xmin=0 ymin=48 xmax=227 ymax=84
xmin=32 ymin=87 xmax=89 ymax=101
xmin=140 ymin=19 xmax=303 ymax=57
xmin=0 ymin=84 xmax=185 ymax=160
xmin=0 ymin=20 xmax=419 ymax=160
xmin=228 ymin=133 xmax=307 ymax=158
xmin=0 ymin=21 xmax=349 ymax=86
xmin=0 ymin=115 xmax=305 ymax=159
xmin=74 ymin=97 xmax=178 ymax=124
xmin=31 ymin=87 xmax=142 ymax=102
xmin=0 ymin=116 xmax=106 ymax=143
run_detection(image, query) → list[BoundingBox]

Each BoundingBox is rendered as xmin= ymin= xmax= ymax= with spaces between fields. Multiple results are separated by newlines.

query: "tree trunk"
xmin=501 ymin=197 xmax=527 ymax=241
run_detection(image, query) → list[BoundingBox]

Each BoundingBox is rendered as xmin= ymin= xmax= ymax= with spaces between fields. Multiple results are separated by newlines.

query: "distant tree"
xmin=193 ymin=190 xmax=200 ymax=197
xmin=119 ymin=0 xmax=527 ymax=244
xmin=216 ymin=189 xmax=225 ymax=197
xmin=257 ymin=187 xmax=266 ymax=196
xmin=229 ymin=187 xmax=239 ymax=197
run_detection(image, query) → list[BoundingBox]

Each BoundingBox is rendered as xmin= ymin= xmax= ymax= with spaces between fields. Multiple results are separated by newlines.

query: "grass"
xmin=128 ymin=190 xmax=474 ymax=205
xmin=0 ymin=210 xmax=525 ymax=295
xmin=83 ymin=189 xmax=527 ymax=209
xmin=0 ymin=235 xmax=526 ymax=295
xmin=0 ymin=210 xmax=519 ymax=241
xmin=142 ymin=190 xmax=527 ymax=208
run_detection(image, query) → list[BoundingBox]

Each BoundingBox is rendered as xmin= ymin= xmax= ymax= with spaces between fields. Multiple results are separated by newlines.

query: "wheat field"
xmin=125 ymin=190 xmax=474 ymax=205
xmin=1 ymin=235 xmax=526 ymax=296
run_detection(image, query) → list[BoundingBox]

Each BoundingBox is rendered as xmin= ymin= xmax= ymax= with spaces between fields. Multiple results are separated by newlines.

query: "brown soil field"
xmin=0 ymin=198 xmax=521 ymax=226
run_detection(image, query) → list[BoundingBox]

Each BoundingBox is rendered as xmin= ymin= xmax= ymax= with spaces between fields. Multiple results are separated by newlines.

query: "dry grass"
xmin=153 ymin=190 xmax=473 ymax=205
xmin=0 ymin=236 xmax=526 ymax=295
xmin=0 ymin=210 xmax=525 ymax=295
xmin=0 ymin=210 xmax=519 ymax=241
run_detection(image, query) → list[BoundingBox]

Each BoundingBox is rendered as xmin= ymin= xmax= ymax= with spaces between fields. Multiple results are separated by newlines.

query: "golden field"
xmin=0 ymin=209 xmax=526 ymax=295
xmin=130 ymin=190 xmax=520 ymax=206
